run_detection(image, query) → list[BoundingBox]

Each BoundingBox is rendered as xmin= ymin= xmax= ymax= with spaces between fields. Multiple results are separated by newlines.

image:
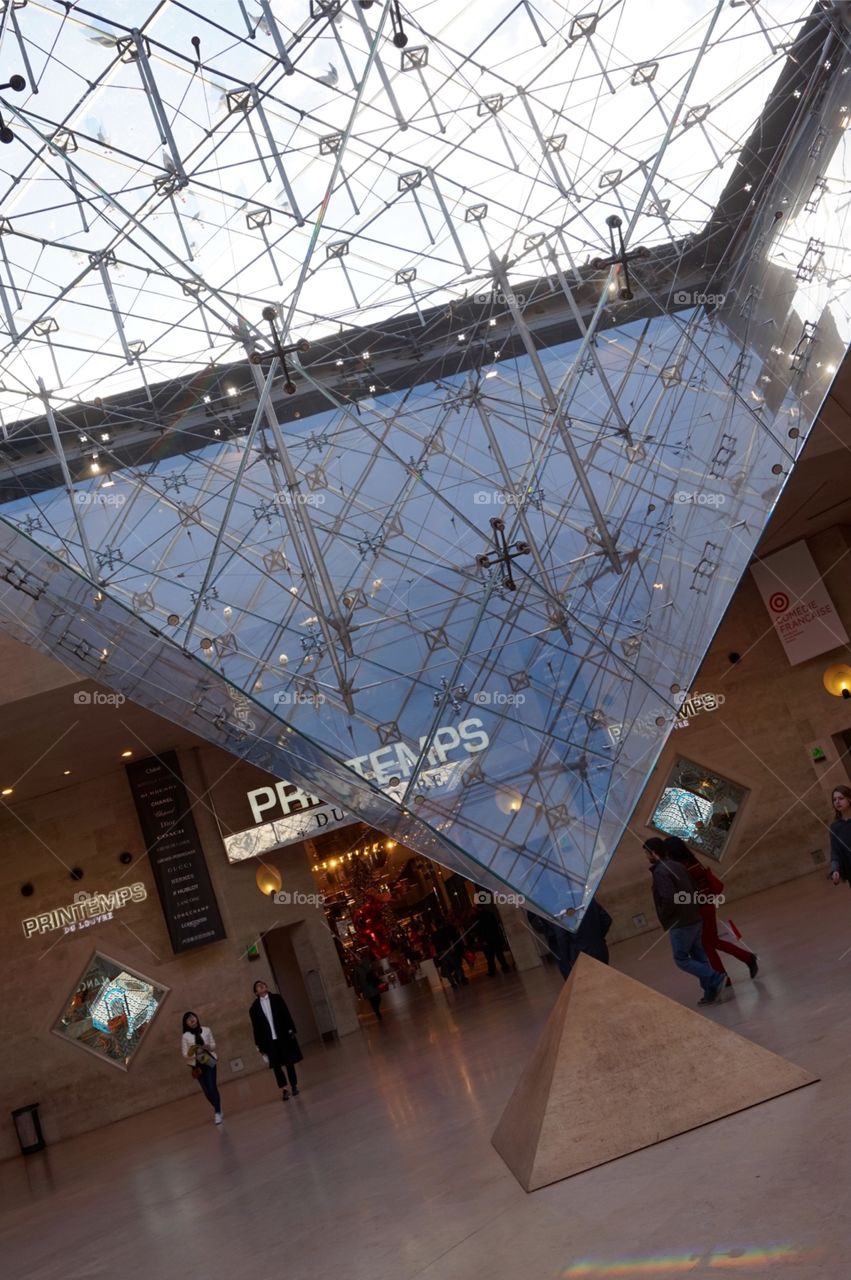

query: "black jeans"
xmin=198 ymin=1064 xmax=221 ymax=1112
xmin=483 ymin=944 xmax=510 ymax=975
xmin=368 ymin=994 xmax=383 ymax=1019
xmin=268 ymin=1042 xmax=298 ymax=1090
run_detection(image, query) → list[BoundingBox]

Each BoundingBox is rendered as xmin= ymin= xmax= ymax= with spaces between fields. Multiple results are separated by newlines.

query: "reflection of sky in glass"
xmin=52 ymin=953 xmax=167 ymax=1070
xmin=0 ymin=4 xmax=849 ymax=922
xmin=651 ymin=787 xmax=713 ymax=842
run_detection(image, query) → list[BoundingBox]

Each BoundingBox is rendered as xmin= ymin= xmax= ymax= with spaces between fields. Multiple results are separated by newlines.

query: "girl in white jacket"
xmin=181 ymin=1012 xmax=222 ymax=1123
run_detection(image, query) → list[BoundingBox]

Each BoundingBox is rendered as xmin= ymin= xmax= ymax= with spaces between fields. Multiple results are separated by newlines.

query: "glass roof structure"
xmin=0 ymin=0 xmax=849 ymax=923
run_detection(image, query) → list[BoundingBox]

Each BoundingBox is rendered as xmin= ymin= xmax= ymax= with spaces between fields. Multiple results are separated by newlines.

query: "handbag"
xmin=191 ymin=1065 xmax=202 ymax=1079
xmin=718 ymin=917 xmax=751 ymax=952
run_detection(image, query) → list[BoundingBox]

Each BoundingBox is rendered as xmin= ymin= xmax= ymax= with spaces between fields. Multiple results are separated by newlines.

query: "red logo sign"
xmin=769 ymin=591 xmax=790 ymax=613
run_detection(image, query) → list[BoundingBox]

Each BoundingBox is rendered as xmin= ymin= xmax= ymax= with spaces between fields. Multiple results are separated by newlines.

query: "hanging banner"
xmin=125 ymin=752 xmax=226 ymax=953
xmin=751 ymin=539 xmax=848 ymax=666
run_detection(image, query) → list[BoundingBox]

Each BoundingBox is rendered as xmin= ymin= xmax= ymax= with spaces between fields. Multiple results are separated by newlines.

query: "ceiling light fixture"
xmin=121 ymin=750 xmax=133 ymax=758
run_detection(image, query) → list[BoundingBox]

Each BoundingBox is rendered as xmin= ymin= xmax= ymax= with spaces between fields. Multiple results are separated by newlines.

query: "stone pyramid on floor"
xmin=492 ymin=953 xmax=817 ymax=1191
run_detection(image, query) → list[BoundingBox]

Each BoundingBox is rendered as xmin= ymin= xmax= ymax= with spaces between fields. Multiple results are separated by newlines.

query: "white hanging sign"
xmin=751 ymin=539 xmax=848 ymax=666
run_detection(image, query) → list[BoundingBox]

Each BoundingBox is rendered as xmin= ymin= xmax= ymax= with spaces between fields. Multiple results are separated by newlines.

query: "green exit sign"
xmin=811 ymin=746 xmax=827 ymax=762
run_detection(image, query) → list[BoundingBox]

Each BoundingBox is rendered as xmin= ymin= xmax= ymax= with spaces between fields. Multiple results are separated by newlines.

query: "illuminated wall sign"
xmin=224 ymin=719 xmax=490 ymax=864
xmin=22 ymin=883 xmax=147 ymax=939
xmin=672 ymin=690 xmax=726 ymax=730
xmin=606 ymin=692 xmax=725 ymax=745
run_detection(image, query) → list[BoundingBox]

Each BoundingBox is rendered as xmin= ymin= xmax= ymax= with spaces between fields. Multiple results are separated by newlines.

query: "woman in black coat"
xmin=249 ymin=979 xmax=304 ymax=1100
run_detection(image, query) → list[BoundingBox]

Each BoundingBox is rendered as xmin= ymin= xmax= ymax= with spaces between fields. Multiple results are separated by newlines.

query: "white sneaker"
xmin=214 ymin=1112 xmax=223 ymax=1124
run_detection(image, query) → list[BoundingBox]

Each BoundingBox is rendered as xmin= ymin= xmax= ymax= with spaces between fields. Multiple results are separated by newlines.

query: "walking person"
xmin=432 ymin=918 xmax=468 ymax=987
xmin=663 ymin=836 xmax=758 ymax=985
xmin=571 ymin=896 xmax=613 ymax=968
xmin=352 ymin=950 xmax=384 ymax=1022
xmin=181 ymin=1011 xmax=222 ymax=1124
xmin=829 ymin=785 xmax=851 ymax=889
xmin=249 ymin=979 xmax=304 ymax=1101
xmin=643 ymin=838 xmax=726 ymax=1006
xmin=473 ymin=903 xmax=512 ymax=977
xmin=526 ymin=897 xmax=612 ymax=979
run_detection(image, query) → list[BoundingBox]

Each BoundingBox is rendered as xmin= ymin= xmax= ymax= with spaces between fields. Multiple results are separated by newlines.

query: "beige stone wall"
xmin=0 ymin=744 xmax=359 ymax=1161
xmin=0 ymin=630 xmax=77 ymax=705
xmin=600 ymin=525 xmax=851 ymax=938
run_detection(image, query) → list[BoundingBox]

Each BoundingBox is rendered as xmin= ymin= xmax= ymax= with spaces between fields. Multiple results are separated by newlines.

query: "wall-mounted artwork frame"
xmin=51 ymin=951 xmax=169 ymax=1071
xmin=648 ymin=757 xmax=748 ymax=861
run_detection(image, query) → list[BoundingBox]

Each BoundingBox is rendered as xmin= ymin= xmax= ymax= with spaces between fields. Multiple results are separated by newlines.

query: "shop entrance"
xmin=835 ymin=729 xmax=851 ymax=780
xmin=305 ymin=823 xmax=516 ymax=1001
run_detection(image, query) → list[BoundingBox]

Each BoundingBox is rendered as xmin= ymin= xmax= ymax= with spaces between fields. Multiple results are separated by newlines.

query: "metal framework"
xmin=0 ymin=1 xmax=849 ymax=921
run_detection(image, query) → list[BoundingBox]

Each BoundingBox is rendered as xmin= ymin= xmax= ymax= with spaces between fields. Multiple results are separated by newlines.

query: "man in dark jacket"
xmin=571 ymin=898 xmax=612 ymax=967
xmin=249 ymin=979 xmax=304 ymax=1100
xmin=473 ymin=905 xmax=511 ymax=976
xmin=526 ymin=898 xmax=611 ymax=979
xmin=431 ymin=918 xmax=467 ymax=987
xmin=643 ymin=838 xmax=725 ymax=1006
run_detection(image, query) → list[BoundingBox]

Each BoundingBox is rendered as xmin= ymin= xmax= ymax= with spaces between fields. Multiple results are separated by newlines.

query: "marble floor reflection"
xmin=1 ymin=868 xmax=849 ymax=1280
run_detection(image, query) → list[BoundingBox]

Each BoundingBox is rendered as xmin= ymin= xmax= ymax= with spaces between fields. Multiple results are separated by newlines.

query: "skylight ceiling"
xmin=0 ymin=0 xmax=824 ymax=421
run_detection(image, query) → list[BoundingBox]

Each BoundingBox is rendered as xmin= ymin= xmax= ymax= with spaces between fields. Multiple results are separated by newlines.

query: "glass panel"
xmin=0 ymin=4 xmax=847 ymax=924
xmin=650 ymin=758 xmax=747 ymax=861
xmin=52 ymin=952 xmax=169 ymax=1071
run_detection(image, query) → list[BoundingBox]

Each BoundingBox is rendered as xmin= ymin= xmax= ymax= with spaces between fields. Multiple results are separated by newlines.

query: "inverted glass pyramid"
xmin=0 ymin=1 xmax=848 ymax=921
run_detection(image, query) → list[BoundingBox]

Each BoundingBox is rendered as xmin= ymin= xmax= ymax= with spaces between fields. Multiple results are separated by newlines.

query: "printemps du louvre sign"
xmin=606 ymin=690 xmax=725 ymax=746
xmin=221 ymin=708 xmax=491 ymax=864
xmin=22 ymin=883 xmax=148 ymax=939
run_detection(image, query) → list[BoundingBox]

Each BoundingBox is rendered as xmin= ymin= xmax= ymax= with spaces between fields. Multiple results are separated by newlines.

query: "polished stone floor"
xmin=2 ymin=869 xmax=849 ymax=1280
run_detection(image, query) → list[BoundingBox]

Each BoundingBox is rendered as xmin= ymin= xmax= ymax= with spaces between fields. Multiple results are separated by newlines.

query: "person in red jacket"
xmin=663 ymin=836 xmax=758 ymax=985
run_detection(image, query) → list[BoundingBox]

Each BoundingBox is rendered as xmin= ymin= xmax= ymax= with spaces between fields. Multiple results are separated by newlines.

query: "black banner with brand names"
xmin=125 ymin=751 xmax=226 ymax=954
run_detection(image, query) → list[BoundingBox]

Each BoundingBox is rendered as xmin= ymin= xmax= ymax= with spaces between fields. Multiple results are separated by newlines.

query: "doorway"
xmin=833 ymin=729 xmax=851 ymax=781
xmin=262 ymin=924 xmax=320 ymax=1046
